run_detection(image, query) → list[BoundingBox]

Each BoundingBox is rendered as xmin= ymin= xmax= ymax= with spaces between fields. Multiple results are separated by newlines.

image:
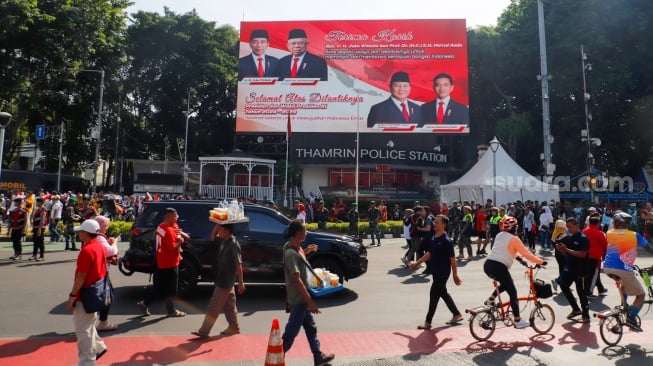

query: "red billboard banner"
xmin=237 ymin=19 xmax=469 ymax=134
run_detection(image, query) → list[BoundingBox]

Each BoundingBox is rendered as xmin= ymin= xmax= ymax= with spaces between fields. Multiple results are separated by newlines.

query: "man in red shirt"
xmin=67 ymin=220 xmax=108 ymax=364
xmin=583 ymin=214 xmax=608 ymax=297
xmin=137 ymin=208 xmax=186 ymax=317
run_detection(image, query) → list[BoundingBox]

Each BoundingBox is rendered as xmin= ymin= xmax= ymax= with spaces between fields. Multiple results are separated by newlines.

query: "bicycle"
xmin=466 ymin=258 xmax=555 ymax=341
xmin=634 ymin=264 xmax=653 ymax=314
xmin=595 ymin=268 xmax=646 ymax=346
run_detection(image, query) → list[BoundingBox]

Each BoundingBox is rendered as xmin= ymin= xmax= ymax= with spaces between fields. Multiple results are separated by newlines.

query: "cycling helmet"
xmin=499 ymin=216 xmax=519 ymax=232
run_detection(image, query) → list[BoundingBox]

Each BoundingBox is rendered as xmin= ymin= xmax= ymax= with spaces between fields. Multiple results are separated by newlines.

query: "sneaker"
xmin=36 ymin=257 xmax=44 ymax=262
xmin=577 ymin=317 xmax=590 ymax=324
xmin=598 ymin=290 xmax=608 ymax=296
xmin=136 ymin=301 xmax=151 ymax=316
xmin=587 ymin=293 xmax=598 ymax=298
xmin=315 ymin=352 xmax=335 ymax=366
xmin=220 ymin=327 xmax=240 ymax=335
xmin=445 ymin=314 xmax=464 ymax=325
xmin=484 ymin=299 xmax=495 ymax=307
xmin=514 ymin=319 xmax=530 ymax=329
xmin=11 ymin=255 xmax=21 ymax=261
xmin=28 ymin=256 xmax=36 ymax=261
xmin=566 ymin=310 xmax=582 ymax=320
xmin=456 ymin=255 xmax=464 ymax=260
xmin=401 ymin=257 xmax=409 ymax=267
xmin=625 ymin=317 xmax=643 ymax=332
xmin=417 ymin=322 xmax=432 ymax=330
xmin=551 ymin=279 xmax=559 ymax=293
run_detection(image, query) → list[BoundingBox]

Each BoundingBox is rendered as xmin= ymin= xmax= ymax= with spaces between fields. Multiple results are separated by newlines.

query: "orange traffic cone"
xmin=264 ymin=318 xmax=284 ymax=366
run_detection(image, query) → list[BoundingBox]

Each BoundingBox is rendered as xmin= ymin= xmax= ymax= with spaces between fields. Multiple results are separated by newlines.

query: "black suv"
xmin=119 ymin=200 xmax=368 ymax=294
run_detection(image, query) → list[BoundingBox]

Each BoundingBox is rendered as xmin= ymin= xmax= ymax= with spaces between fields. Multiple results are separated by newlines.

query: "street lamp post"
xmin=0 ymin=112 xmax=12 ymax=183
xmin=581 ymin=44 xmax=597 ymax=203
xmin=183 ymin=90 xmax=196 ymax=195
xmin=68 ymin=68 xmax=104 ymax=193
xmin=489 ymin=137 xmax=500 ymax=206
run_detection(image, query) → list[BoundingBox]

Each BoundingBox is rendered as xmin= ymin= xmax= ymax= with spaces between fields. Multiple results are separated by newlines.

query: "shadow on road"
xmin=0 ymin=331 xmax=74 ymax=358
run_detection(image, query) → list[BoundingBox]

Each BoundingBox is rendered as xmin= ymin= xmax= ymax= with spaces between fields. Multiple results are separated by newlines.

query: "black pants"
xmin=525 ymin=230 xmax=536 ymax=250
xmin=144 ymin=267 xmax=179 ymax=314
xmin=11 ymin=229 xmax=23 ymax=256
xmin=559 ymin=270 xmax=589 ymax=318
xmin=32 ymin=230 xmax=45 ymax=258
xmin=425 ymin=276 xmax=460 ymax=324
xmin=484 ymin=259 xmax=521 ymax=319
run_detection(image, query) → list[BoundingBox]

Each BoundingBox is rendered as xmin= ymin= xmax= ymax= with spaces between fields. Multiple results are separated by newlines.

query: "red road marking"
xmin=1 ymin=320 xmax=651 ymax=365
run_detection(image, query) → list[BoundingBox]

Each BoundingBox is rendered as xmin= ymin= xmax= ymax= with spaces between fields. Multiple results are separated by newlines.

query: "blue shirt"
xmin=428 ymin=233 xmax=455 ymax=280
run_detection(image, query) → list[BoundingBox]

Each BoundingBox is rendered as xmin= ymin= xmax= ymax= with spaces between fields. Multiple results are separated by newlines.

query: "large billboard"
xmin=236 ymin=19 xmax=469 ymax=135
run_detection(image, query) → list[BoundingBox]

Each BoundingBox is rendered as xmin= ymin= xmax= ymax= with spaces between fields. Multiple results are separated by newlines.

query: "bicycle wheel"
xmin=469 ymin=310 xmax=496 ymax=341
xmin=599 ymin=316 xmax=623 ymax=346
xmin=530 ymin=303 xmax=555 ymax=334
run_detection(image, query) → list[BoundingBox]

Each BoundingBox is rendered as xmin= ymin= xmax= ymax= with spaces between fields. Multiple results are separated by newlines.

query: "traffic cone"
xmin=264 ymin=318 xmax=284 ymax=366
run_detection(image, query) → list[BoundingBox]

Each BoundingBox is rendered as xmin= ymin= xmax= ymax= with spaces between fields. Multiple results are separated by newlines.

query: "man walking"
xmin=49 ymin=195 xmax=63 ymax=242
xmin=409 ymin=215 xmax=464 ymax=329
xmin=8 ymin=196 xmax=27 ymax=260
xmin=583 ymin=214 xmax=608 ymax=297
xmin=282 ymin=219 xmax=335 ymax=366
xmin=555 ymin=218 xmax=591 ymax=323
xmin=29 ymin=197 xmax=47 ymax=261
xmin=367 ymin=201 xmax=382 ymax=246
xmin=137 ymin=208 xmax=186 ymax=317
xmin=66 ymin=220 xmax=108 ymax=365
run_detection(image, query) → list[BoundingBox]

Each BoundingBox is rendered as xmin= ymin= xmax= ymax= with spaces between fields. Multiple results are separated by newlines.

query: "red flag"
xmin=286 ymin=112 xmax=292 ymax=138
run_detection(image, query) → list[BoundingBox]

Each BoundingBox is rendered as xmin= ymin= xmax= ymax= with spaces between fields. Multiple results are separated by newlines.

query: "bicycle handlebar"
xmin=515 ymin=257 xmax=547 ymax=269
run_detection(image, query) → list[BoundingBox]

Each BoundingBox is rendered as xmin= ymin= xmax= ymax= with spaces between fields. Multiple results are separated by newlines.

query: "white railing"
xmin=200 ymin=185 xmax=273 ymax=201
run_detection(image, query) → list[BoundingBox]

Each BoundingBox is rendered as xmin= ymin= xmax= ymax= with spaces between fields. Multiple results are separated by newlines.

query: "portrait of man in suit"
xmin=238 ymin=29 xmax=279 ymax=81
xmin=367 ymin=71 xmax=423 ymax=128
xmin=420 ymin=73 xmax=470 ymax=126
xmin=274 ymin=29 xmax=328 ymax=81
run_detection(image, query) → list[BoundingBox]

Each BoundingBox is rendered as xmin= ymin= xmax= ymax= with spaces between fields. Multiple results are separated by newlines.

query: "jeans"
xmin=538 ymin=230 xmax=550 ymax=247
xmin=49 ymin=219 xmax=61 ymax=241
xmin=282 ymin=303 xmax=322 ymax=362
xmin=73 ymin=301 xmax=107 ymax=366
xmin=425 ymin=276 xmax=460 ymax=324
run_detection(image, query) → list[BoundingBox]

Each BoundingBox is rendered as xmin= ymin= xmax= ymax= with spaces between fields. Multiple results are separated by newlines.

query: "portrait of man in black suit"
xmin=238 ymin=29 xmax=279 ymax=81
xmin=274 ymin=29 xmax=328 ymax=81
xmin=420 ymin=73 xmax=470 ymax=126
xmin=367 ymin=71 xmax=423 ymax=128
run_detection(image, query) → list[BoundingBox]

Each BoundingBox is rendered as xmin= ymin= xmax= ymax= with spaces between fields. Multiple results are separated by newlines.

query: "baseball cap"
xmin=613 ymin=212 xmax=632 ymax=222
xmin=74 ymin=220 xmax=100 ymax=233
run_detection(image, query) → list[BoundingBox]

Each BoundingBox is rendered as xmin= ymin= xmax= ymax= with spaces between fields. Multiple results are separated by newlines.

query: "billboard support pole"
xmin=355 ymin=99 xmax=360 ymax=208
xmin=284 ymin=113 xmax=290 ymax=208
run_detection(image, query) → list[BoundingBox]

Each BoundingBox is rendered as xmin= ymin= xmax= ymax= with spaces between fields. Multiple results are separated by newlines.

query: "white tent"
xmin=440 ymin=139 xmax=559 ymax=205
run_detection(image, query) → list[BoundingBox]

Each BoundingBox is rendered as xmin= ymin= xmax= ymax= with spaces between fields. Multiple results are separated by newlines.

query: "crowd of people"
xmin=399 ymin=198 xmax=652 ymax=334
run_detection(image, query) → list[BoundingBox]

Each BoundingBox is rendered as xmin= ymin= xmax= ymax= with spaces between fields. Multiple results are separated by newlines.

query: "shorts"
xmin=604 ymin=268 xmax=645 ymax=296
xmin=475 ymin=231 xmax=486 ymax=239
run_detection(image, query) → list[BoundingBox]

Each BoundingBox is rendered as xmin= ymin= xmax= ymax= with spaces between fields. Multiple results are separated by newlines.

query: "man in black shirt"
xmin=555 ymin=217 xmax=590 ymax=323
xmin=409 ymin=215 xmax=463 ymax=329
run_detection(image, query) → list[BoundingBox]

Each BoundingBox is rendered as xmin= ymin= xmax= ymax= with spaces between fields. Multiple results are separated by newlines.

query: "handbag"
xmin=80 ymin=275 xmax=114 ymax=313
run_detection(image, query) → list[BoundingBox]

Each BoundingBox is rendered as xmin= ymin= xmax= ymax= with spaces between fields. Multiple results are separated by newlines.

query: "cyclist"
xmin=483 ymin=216 xmax=546 ymax=329
xmin=603 ymin=211 xmax=648 ymax=331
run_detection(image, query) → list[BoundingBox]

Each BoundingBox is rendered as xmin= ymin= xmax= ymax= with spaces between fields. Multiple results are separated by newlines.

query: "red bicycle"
xmin=466 ymin=258 xmax=555 ymax=341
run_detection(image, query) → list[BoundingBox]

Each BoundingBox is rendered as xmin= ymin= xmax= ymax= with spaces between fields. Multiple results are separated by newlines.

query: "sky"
xmin=127 ymin=0 xmax=513 ymax=29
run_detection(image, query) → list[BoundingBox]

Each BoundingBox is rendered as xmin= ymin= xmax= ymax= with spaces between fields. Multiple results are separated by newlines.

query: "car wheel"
xmin=177 ymin=258 xmax=199 ymax=296
xmin=310 ymin=258 xmax=345 ymax=284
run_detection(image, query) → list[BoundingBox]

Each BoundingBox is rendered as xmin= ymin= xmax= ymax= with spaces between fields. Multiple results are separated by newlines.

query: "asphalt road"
xmin=1 ymin=236 xmax=653 ymax=365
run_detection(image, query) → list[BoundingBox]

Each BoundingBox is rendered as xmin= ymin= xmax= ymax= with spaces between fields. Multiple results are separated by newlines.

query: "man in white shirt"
xmin=49 ymin=195 xmax=63 ymax=242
